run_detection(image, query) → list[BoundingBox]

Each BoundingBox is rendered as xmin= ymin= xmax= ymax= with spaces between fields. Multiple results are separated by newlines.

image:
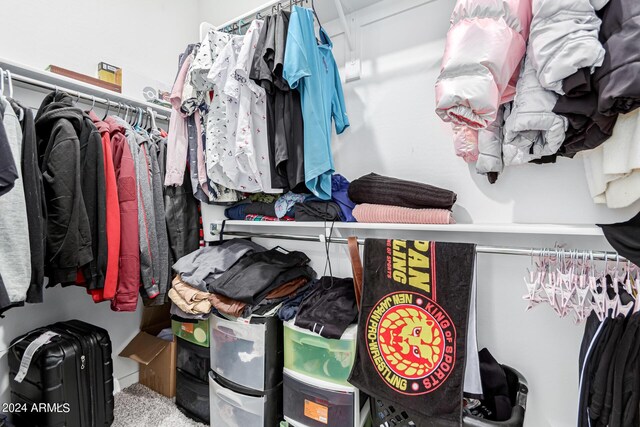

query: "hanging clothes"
xmin=104 ymin=116 xmax=140 ymax=312
xmin=251 ymin=10 xmax=306 ymax=192
xmin=77 ymin=105 xmax=107 ymax=291
xmin=554 ymin=0 xmax=640 ymax=157
xmin=88 ymin=111 xmax=120 ymax=303
xmin=0 ymin=96 xmax=30 ymax=312
xmin=435 ymin=0 xmax=532 ymax=162
xmin=191 ymin=30 xmax=245 ymax=193
xmin=35 ymin=92 xmax=92 ymax=286
xmin=10 ymin=99 xmax=46 ymax=304
xmin=113 ymin=116 xmax=161 ymax=301
xmin=283 ymin=6 xmax=349 ymax=200
xmin=0 ymin=106 xmax=18 ymax=197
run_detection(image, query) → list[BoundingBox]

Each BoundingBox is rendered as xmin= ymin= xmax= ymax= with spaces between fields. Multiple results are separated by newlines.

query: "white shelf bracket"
xmin=333 ymin=0 xmax=354 ymax=51
xmin=332 ymin=0 xmax=361 ymax=82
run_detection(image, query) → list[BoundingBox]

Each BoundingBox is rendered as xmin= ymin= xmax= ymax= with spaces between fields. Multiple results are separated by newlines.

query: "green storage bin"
xmin=283 ymin=321 xmax=357 ymax=387
xmin=172 ymin=318 xmax=210 ymax=347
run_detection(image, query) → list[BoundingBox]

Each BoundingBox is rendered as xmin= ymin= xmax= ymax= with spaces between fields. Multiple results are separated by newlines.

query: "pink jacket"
xmin=435 ymin=0 xmax=532 ymax=161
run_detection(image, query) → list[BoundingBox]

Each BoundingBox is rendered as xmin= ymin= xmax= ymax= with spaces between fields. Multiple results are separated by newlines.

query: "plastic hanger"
xmin=88 ymin=96 xmax=96 ymax=113
xmin=311 ymin=0 xmax=322 ymax=28
xmin=0 ymin=69 xmax=5 ymax=96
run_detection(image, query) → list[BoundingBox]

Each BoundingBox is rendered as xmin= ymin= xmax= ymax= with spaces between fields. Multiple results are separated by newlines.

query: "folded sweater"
xmin=353 ymin=204 xmax=454 ymax=224
xmin=348 ymin=173 xmax=457 ymax=210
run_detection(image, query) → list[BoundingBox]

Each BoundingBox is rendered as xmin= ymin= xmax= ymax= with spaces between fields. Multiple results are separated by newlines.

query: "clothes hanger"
xmin=0 ymin=69 xmax=5 ymax=96
xmin=311 ymin=0 xmax=323 ymax=28
xmin=102 ymin=100 xmax=111 ymax=120
xmin=5 ymin=70 xmax=13 ymax=99
xmin=123 ymin=105 xmax=130 ymax=122
xmin=89 ymin=96 xmax=96 ymax=113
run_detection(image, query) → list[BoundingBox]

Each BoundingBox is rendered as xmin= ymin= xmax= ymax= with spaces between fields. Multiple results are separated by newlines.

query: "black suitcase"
xmin=8 ymin=319 xmax=114 ymax=427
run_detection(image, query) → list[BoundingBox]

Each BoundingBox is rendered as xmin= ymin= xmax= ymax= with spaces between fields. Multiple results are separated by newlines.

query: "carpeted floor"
xmin=113 ymin=383 xmax=208 ymax=427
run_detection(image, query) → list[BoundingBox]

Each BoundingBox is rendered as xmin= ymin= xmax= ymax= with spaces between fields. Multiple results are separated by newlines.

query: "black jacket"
xmin=78 ymin=113 xmax=107 ymax=290
xmin=35 ymin=92 xmax=93 ymax=285
xmin=10 ymin=99 xmax=46 ymax=303
xmin=554 ymin=0 xmax=640 ymax=156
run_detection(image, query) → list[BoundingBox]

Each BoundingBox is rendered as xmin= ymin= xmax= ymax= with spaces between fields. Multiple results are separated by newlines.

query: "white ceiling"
xmin=199 ymin=0 xmax=385 ymax=28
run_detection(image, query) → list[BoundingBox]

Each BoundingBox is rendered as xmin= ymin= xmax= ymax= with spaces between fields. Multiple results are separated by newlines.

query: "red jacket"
xmin=89 ymin=112 xmax=120 ymax=302
xmin=105 ymin=116 xmax=140 ymax=312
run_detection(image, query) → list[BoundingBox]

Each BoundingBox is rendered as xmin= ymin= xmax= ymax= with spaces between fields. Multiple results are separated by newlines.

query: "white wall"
xmin=0 ymin=0 xmax=200 ymax=99
xmin=202 ymin=0 xmax=640 ymax=425
xmin=0 ymin=0 xmax=202 ymax=404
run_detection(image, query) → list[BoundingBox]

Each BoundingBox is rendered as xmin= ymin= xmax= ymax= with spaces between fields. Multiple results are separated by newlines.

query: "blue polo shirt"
xmin=283 ymin=6 xmax=349 ymax=200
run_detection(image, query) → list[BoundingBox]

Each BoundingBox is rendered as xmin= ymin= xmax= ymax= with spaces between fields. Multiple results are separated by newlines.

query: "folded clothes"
xmin=275 ymin=191 xmax=310 ymax=218
xmin=294 ymin=201 xmax=341 ymax=221
xmin=249 ymin=193 xmax=279 ymax=203
xmin=244 ymin=277 xmax=311 ymax=318
xmin=209 ymin=292 xmax=246 ymax=318
xmin=208 ymin=248 xmax=313 ymax=305
xmin=245 ymin=214 xmax=295 ymax=221
xmin=224 ymin=202 xmax=249 ymax=220
xmin=353 ymin=204 xmax=454 ymax=224
xmin=295 ymin=277 xmax=358 ymax=339
xmin=332 ymin=174 xmax=356 ymax=222
xmin=173 ymin=239 xmax=265 ymax=291
xmin=168 ymin=287 xmax=212 ymax=315
xmin=348 ymin=172 xmax=457 ymax=210
xmin=245 ymin=201 xmax=278 ymax=217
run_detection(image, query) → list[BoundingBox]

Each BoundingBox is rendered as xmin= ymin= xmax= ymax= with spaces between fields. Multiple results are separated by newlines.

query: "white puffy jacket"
xmin=528 ymin=0 xmax=605 ymax=94
xmin=502 ymin=55 xmax=568 ymax=165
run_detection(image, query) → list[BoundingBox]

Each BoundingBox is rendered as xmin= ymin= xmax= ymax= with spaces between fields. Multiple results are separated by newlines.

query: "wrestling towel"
xmin=348 ymin=239 xmax=475 ymax=426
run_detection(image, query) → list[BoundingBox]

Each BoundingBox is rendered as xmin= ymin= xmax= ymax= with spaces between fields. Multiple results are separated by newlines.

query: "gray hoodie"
xmin=0 ymin=96 xmax=31 ymax=305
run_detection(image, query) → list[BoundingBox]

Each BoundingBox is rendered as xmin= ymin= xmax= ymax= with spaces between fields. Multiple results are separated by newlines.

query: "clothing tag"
xmin=14 ymin=331 xmax=59 ymax=383
xmin=304 ymin=399 xmax=328 ymax=424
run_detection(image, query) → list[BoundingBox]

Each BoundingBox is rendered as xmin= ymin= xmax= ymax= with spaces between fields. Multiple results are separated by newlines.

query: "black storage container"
xmin=8 ymin=319 xmax=114 ymax=427
xmin=210 ymin=313 xmax=283 ymax=392
xmin=283 ymin=369 xmax=367 ymax=427
xmin=177 ymin=336 xmax=210 ymax=382
xmin=369 ymin=365 xmax=528 ymax=427
xmin=209 ymin=371 xmax=282 ymax=427
xmin=176 ymin=369 xmax=210 ymax=424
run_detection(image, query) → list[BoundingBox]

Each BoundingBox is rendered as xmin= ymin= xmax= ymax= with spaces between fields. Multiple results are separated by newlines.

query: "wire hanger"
xmin=5 ymin=70 xmax=13 ymax=99
xmin=102 ymin=100 xmax=111 ymax=120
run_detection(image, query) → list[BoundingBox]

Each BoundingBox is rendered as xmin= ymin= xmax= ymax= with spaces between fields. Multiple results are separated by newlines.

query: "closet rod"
xmin=6 ymin=72 xmax=170 ymax=121
xmin=214 ymin=0 xmax=307 ymax=31
xmin=217 ymin=230 xmax=627 ymax=262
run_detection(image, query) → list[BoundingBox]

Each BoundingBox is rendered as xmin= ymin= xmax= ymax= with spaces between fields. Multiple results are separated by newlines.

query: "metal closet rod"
xmin=218 ymin=230 xmax=628 ymax=262
xmin=219 ymin=0 xmax=308 ymax=31
xmin=8 ymin=72 xmax=170 ymax=121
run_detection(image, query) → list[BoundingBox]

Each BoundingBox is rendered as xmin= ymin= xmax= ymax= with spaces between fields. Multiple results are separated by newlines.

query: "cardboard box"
xmin=120 ymin=304 xmax=176 ymax=398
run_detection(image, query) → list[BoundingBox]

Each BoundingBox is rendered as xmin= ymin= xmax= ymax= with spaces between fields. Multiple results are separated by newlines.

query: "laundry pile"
xmin=349 ymin=173 xmax=456 ymax=224
xmin=436 ymin=0 xmax=640 ymax=203
xmin=169 ymin=239 xmax=316 ymax=321
xmin=0 ymin=89 xmax=200 ymax=316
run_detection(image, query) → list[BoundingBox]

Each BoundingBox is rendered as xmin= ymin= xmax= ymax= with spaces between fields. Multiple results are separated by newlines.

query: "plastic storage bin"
xmin=209 ymin=371 xmax=282 ymax=427
xmin=172 ymin=318 xmax=210 ymax=347
xmin=210 ymin=313 xmax=282 ymax=392
xmin=284 ymin=321 xmax=357 ymax=387
xmin=283 ymin=369 xmax=367 ymax=427
xmin=176 ymin=337 xmax=210 ymax=382
xmin=369 ymin=365 xmax=528 ymax=427
xmin=176 ymin=368 xmax=210 ymax=423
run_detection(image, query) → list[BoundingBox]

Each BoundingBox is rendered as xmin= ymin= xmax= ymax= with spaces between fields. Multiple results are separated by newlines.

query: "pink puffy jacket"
xmin=435 ymin=0 xmax=532 ymax=162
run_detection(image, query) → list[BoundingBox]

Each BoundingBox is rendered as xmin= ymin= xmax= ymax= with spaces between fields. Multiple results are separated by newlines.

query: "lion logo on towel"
xmin=379 ymin=305 xmax=445 ymax=378
xmin=366 ymin=292 xmax=457 ymax=395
